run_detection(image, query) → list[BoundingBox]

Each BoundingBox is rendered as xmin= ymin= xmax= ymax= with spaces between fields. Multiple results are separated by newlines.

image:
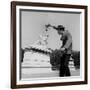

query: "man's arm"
xmin=52 ymin=26 xmax=59 ymax=30
xmin=45 ymin=24 xmax=59 ymax=31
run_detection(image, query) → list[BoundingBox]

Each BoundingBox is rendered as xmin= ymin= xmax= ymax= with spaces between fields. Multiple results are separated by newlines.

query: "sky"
xmin=21 ymin=10 xmax=80 ymax=51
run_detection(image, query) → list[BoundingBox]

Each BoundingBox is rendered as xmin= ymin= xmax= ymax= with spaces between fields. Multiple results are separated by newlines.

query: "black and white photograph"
xmin=20 ymin=9 xmax=80 ymax=79
xmin=11 ymin=1 xmax=87 ymax=89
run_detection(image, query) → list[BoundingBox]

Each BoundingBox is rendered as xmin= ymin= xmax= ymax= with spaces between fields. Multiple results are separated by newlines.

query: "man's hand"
xmin=45 ymin=24 xmax=51 ymax=28
xmin=60 ymin=47 xmax=65 ymax=51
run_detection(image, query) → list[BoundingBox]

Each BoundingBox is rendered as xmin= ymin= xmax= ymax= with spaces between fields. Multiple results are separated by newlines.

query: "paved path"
xmin=21 ymin=67 xmax=80 ymax=79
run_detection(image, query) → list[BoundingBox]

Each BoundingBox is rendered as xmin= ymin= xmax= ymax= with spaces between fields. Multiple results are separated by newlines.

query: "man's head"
xmin=57 ymin=25 xmax=65 ymax=35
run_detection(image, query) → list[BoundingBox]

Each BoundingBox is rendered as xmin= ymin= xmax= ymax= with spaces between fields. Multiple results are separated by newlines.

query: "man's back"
xmin=61 ymin=30 xmax=72 ymax=54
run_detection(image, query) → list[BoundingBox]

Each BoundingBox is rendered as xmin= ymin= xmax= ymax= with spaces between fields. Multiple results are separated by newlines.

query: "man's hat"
xmin=57 ymin=25 xmax=65 ymax=31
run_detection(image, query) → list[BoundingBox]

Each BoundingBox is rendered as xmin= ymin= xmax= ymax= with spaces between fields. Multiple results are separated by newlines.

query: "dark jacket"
xmin=61 ymin=30 xmax=72 ymax=54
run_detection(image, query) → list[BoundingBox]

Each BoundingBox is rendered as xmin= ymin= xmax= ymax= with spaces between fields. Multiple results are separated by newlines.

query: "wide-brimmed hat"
xmin=57 ymin=25 xmax=65 ymax=30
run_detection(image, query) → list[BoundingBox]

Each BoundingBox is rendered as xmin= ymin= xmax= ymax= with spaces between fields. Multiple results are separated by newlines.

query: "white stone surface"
xmin=21 ymin=67 xmax=80 ymax=79
xmin=21 ymin=67 xmax=59 ymax=79
xmin=22 ymin=51 xmax=51 ymax=67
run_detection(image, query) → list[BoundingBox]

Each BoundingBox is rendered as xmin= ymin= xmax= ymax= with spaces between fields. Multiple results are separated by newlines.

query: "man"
xmin=50 ymin=24 xmax=72 ymax=77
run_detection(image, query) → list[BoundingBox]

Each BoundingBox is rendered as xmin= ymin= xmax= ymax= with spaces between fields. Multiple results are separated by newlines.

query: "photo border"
xmin=11 ymin=1 xmax=88 ymax=89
